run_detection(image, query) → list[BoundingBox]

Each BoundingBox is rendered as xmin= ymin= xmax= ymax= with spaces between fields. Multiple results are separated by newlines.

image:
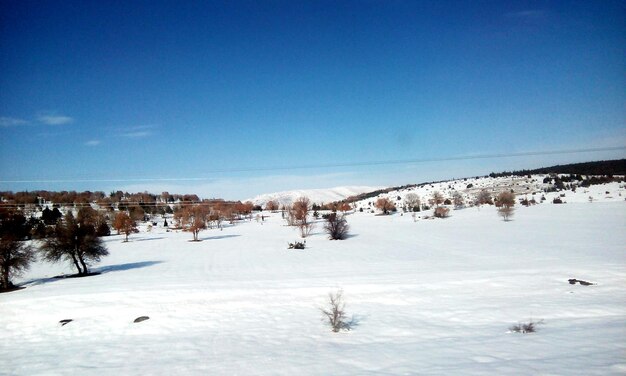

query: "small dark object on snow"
xmin=568 ymin=278 xmax=595 ymax=286
xmin=134 ymin=316 xmax=150 ymax=323
xmin=288 ymin=241 xmax=305 ymax=250
xmin=510 ymin=319 xmax=543 ymax=333
xmin=59 ymin=319 xmax=73 ymax=326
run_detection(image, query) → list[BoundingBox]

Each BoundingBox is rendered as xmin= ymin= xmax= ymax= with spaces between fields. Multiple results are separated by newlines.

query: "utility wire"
xmin=1 ymin=145 xmax=624 ymax=184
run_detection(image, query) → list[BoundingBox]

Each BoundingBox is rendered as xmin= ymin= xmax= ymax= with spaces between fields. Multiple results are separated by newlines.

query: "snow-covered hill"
xmin=247 ymin=185 xmax=378 ymax=207
xmin=351 ymin=174 xmax=625 ymax=212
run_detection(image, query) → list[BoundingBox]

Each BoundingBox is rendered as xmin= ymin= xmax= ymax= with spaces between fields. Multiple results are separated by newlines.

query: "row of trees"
xmin=370 ymin=189 xmax=515 ymax=220
xmin=282 ymin=197 xmax=350 ymax=240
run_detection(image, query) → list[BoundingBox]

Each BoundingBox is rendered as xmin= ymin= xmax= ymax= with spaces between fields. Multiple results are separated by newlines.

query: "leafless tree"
xmin=431 ymin=191 xmax=444 ymax=207
xmin=434 ymin=206 xmax=450 ymax=218
xmin=0 ymin=238 xmax=35 ymax=290
xmin=113 ymin=212 xmax=138 ymax=242
xmin=41 ymin=213 xmax=108 ymax=275
xmin=496 ymin=191 xmax=515 ymax=221
xmin=324 ymin=213 xmax=349 ymax=240
xmin=404 ymin=193 xmax=421 ymax=211
xmin=476 ymin=189 xmax=493 ymax=205
xmin=265 ymin=200 xmax=279 ymax=212
xmin=299 ymin=221 xmax=315 ymax=238
xmin=321 ymin=289 xmax=348 ymax=332
xmin=337 ymin=202 xmax=352 ymax=214
xmin=375 ymin=197 xmax=395 ymax=215
xmin=180 ymin=204 xmax=209 ymax=241
xmin=452 ymin=191 xmax=465 ymax=208
xmin=293 ymin=196 xmax=311 ymax=223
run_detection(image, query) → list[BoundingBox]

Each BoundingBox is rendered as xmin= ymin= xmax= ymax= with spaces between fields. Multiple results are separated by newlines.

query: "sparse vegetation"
xmin=509 ymin=319 xmax=543 ymax=333
xmin=40 ymin=212 xmax=109 ymax=276
xmin=324 ymin=213 xmax=349 ymax=240
xmin=375 ymin=197 xmax=396 ymax=215
xmin=288 ymin=241 xmax=305 ymax=249
xmin=476 ymin=190 xmax=493 ymax=205
xmin=113 ymin=212 xmax=139 ymax=242
xmin=433 ymin=206 xmax=450 ymax=218
xmin=404 ymin=193 xmax=421 ymax=212
xmin=321 ymin=289 xmax=349 ymax=332
xmin=0 ymin=238 xmax=35 ymax=291
xmin=496 ymin=191 xmax=516 ymax=221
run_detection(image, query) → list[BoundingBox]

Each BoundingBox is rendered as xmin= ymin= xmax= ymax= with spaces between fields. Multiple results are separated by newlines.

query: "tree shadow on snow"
xmin=341 ymin=314 xmax=364 ymax=331
xmin=199 ymin=234 xmax=241 ymax=241
xmin=95 ymin=261 xmax=164 ymax=273
xmin=130 ymin=237 xmax=167 ymax=242
xmin=19 ymin=261 xmax=163 ymax=288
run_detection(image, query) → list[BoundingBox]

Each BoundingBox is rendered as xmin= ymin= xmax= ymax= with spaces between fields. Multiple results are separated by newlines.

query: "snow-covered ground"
xmin=1 ymin=179 xmax=625 ymax=375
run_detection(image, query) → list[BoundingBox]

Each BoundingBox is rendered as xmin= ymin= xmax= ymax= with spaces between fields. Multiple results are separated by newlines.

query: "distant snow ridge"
xmin=248 ymin=186 xmax=378 ymax=207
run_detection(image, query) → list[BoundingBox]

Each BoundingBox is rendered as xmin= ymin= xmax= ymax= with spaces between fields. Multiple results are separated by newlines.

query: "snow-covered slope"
xmin=352 ymin=175 xmax=625 ymax=212
xmin=1 ymin=179 xmax=625 ymax=375
xmin=247 ymin=185 xmax=378 ymax=207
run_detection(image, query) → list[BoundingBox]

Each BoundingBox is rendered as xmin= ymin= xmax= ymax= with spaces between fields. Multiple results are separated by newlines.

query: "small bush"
xmin=288 ymin=241 xmax=305 ymax=249
xmin=552 ymin=197 xmax=563 ymax=204
xmin=321 ymin=289 xmax=348 ymax=332
xmin=509 ymin=319 xmax=543 ymax=333
xmin=433 ymin=207 xmax=450 ymax=218
xmin=324 ymin=213 xmax=349 ymax=240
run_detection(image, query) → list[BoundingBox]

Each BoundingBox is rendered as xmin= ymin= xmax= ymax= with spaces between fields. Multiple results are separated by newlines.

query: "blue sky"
xmin=1 ymin=0 xmax=624 ymax=199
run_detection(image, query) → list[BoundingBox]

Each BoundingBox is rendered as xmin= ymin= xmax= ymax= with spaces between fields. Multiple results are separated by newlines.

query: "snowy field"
xmin=1 ymin=184 xmax=626 ymax=375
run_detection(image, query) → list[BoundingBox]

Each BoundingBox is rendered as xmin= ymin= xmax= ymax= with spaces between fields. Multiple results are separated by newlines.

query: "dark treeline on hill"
xmin=488 ymin=159 xmax=626 ymax=178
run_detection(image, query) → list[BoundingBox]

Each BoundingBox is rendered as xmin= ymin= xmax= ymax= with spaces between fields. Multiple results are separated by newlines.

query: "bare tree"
xmin=180 ymin=204 xmax=209 ymax=241
xmin=404 ymin=193 xmax=421 ymax=212
xmin=434 ymin=206 xmax=450 ymax=218
xmin=324 ymin=213 xmax=349 ymax=240
xmin=375 ymin=197 xmax=395 ymax=215
xmin=113 ymin=212 xmax=138 ymax=242
xmin=265 ymin=200 xmax=279 ymax=212
xmin=0 ymin=238 xmax=35 ymax=290
xmin=293 ymin=197 xmax=311 ymax=223
xmin=430 ymin=191 xmax=444 ymax=207
xmin=337 ymin=202 xmax=352 ymax=214
xmin=321 ymin=289 xmax=348 ymax=332
xmin=475 ymin=189 xmax=492 ymax=205
xmin=299 ymin=221 xmax=314 ymax=238
xmin=452 ymin=191 xmax=465 ymax=209
xmin=41 ymin=213 xmax=108 ymax=275
xmin=496 ymin=191 xmax=515 ymax=221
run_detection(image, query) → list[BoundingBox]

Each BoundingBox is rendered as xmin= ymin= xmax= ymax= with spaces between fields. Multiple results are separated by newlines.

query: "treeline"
xmin=0 ymin=190 xmax=204 ymax=206
xmin=488 ymin=159 xmax=626 ymax=178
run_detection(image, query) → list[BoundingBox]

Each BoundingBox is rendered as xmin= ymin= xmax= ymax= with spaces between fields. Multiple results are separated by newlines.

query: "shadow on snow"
xmin=19 ymin=261 xmax=164 ymax=288
xmin=198 ymin=234 xmax=241 ymax=241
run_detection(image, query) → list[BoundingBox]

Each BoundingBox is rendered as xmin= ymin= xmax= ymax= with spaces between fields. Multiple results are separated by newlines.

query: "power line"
xmin=1 ymin=145 xmax=624 ymax=184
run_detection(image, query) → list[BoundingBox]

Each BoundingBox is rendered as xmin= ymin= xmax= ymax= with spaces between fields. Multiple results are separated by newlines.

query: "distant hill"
xmin=247 ymin=186 xmax=378 ymax=207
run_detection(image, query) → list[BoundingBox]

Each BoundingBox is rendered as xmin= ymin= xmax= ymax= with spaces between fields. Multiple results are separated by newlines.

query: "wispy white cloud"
xmin=37 ymin=114 xmax=74 ymax=125
xmin=119 ymin=124 xmax=157 ymax=138
xmin=0 ymin=117 xmax=29 ymax=127
xmin=85 ymin=140 xmax=101 ymax=146
xmin=123 ymin=131 xmax=152 ymax=138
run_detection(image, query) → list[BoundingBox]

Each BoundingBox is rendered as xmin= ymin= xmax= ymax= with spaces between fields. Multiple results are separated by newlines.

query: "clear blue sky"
xmin=1 ymin=0 xmax=624 ymax=199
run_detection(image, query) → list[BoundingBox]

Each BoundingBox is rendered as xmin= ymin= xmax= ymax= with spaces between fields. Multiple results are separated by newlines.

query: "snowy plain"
xmin=1 ymin=179 xmax=625 ymax=375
